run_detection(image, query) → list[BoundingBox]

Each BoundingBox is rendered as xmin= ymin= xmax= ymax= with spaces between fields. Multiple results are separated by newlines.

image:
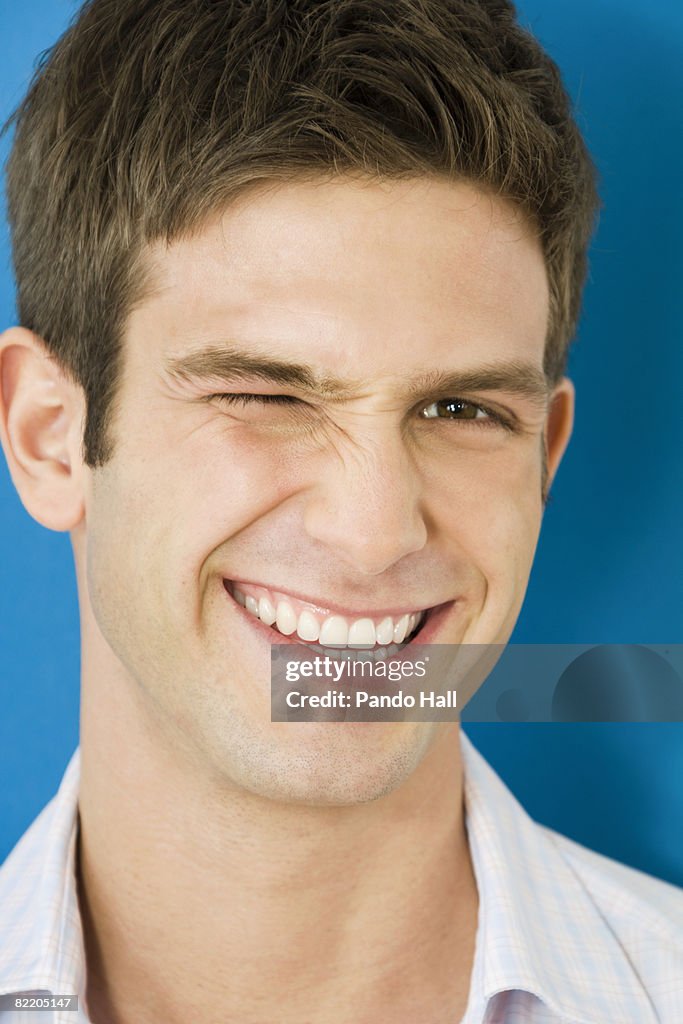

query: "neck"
xmin=77 ymin=675 xmax=478 ymax=1024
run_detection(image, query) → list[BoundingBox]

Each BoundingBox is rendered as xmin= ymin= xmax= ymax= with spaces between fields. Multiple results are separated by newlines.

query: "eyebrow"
xmin=408 ymin=364 xmax=551 ymax=407
xmin=164 ymin=345 xmax=551 ymax=407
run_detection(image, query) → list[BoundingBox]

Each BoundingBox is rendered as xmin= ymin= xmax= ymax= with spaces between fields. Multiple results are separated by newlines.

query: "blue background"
xmin=1 ymin=1 xmax=682 ymax=885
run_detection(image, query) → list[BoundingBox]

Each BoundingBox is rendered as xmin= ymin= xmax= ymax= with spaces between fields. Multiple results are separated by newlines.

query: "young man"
xmin=0 ymin=1 xmax=681 ymax=1022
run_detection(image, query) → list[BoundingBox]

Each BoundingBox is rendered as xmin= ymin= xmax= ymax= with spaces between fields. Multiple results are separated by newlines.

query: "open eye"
xmin=420 ymin=398 xmax=512 ymax=429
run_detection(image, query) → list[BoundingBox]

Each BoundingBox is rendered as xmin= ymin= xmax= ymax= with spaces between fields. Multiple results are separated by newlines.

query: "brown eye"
xmin=421 ymin=399 xmax=488 ymax=420
xmin=419 ymin=398 xmax=515 ymax=432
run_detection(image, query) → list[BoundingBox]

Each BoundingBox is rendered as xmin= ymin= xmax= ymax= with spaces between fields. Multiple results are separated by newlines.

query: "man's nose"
xmin=302 ymin=434 xmax=428 ymax=576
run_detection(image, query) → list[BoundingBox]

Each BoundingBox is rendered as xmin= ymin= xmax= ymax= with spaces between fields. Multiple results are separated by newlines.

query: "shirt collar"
xmin=0 ymin=748 xmax=85 ymax=1003
xmin=459 ymin=729 xmax=659 ymax=1024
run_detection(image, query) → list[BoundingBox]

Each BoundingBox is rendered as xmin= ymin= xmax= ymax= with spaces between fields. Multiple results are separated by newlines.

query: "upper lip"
xmin=223 ymin=578 xmax=446 ymax=619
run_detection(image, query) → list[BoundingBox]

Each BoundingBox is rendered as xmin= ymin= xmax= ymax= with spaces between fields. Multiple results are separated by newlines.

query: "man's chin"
xmin=204 ymin=714 xmax=442 ymax=807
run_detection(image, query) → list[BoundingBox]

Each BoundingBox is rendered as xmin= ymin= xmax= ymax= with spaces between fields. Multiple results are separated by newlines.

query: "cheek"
xmin=422 ymin=442 xmax=544 ymax=577
xmin=483 ymin=487 xmax=542 ymax=585
xmin=88 ymin=413 xmax=322 ymax=631
xmin=476 ymin=454 xmax=544 ymax=590
xmin=169 ymin=423 xmax=320 ymax=538
xmin=86 ymin=467 xmax=170 ymax=639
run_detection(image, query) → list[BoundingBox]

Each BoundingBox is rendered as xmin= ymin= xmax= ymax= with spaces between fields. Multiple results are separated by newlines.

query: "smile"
xmin=223 ymin=579 xmax=430 ymax=649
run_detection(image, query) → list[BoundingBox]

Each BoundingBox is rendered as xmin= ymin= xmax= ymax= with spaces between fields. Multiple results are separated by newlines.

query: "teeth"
xmin=319 ymin=615 xmax=349 ymax=647
xmin=275 ymin=600 xmax=298 ymax=636
xmin=348 ymin=618 xmax=376 ymax=648
xmin=375 ymin=617 xmax=394 ymax=645
xmin=258 ymin=596 xmax=277 ymax=626
xmin=231 ymin=583 xmax=426 ymax=647
xmin=393 ymin=614 xmax=411 ymax=644
xmin=296 ymin=610 xmax=320 ymax=642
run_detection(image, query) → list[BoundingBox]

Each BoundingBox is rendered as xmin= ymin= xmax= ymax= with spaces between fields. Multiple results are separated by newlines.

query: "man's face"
xmin=78 ymin=177 xmax=567 ymax=804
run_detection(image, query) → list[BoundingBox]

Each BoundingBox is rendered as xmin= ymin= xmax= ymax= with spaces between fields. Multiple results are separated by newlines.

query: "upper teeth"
xmin=231 ymin=584 xmax=425 ymax=647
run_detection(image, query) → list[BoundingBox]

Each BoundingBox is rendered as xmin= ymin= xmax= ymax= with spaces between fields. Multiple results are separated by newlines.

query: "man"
xmin=0 ymin=1 xmax=681 ymax=1022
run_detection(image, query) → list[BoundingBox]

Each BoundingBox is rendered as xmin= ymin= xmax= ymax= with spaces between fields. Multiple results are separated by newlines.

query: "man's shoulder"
xmin=541 ymin=822 xmax=683 ymax=948
xmin=522 ymin=823 xmax=683 ymax=1021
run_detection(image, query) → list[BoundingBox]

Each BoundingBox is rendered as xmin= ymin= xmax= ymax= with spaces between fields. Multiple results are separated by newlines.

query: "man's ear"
xmin=0 ymin=326 xmax=86 ymax=531
xmin=543 ymin=376 xmax=575 ymax=496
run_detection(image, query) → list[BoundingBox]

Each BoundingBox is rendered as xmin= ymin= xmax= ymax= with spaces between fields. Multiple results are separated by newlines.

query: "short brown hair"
xmin=4 ymin=0 xmax=599 ymax=468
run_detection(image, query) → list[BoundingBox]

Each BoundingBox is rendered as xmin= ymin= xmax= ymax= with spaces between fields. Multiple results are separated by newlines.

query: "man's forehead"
xmin=130 ymin=176 xmax=551 ymax=382
xmin=145 ymin=176 xmax=543 ymax=279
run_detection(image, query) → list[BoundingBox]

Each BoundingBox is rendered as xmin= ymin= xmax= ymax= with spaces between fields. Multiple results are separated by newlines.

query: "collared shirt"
xmin=1 ymin=732 xmax=682 ymax=1023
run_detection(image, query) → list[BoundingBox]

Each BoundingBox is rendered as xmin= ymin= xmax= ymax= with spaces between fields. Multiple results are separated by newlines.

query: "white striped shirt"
xmin=1 ymin=732 xmax=682 ymax=1023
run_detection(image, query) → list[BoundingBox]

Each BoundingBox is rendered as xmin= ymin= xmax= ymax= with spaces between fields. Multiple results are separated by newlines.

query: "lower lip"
xmin=221 ymin=579 xmax=454 ymax=656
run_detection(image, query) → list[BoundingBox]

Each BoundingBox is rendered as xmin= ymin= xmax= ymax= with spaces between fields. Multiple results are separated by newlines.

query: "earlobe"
xmin=0 ymin=326 xmax=86 ymax=531
xmin=544 ymin=377 xmax=575 ymax=494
